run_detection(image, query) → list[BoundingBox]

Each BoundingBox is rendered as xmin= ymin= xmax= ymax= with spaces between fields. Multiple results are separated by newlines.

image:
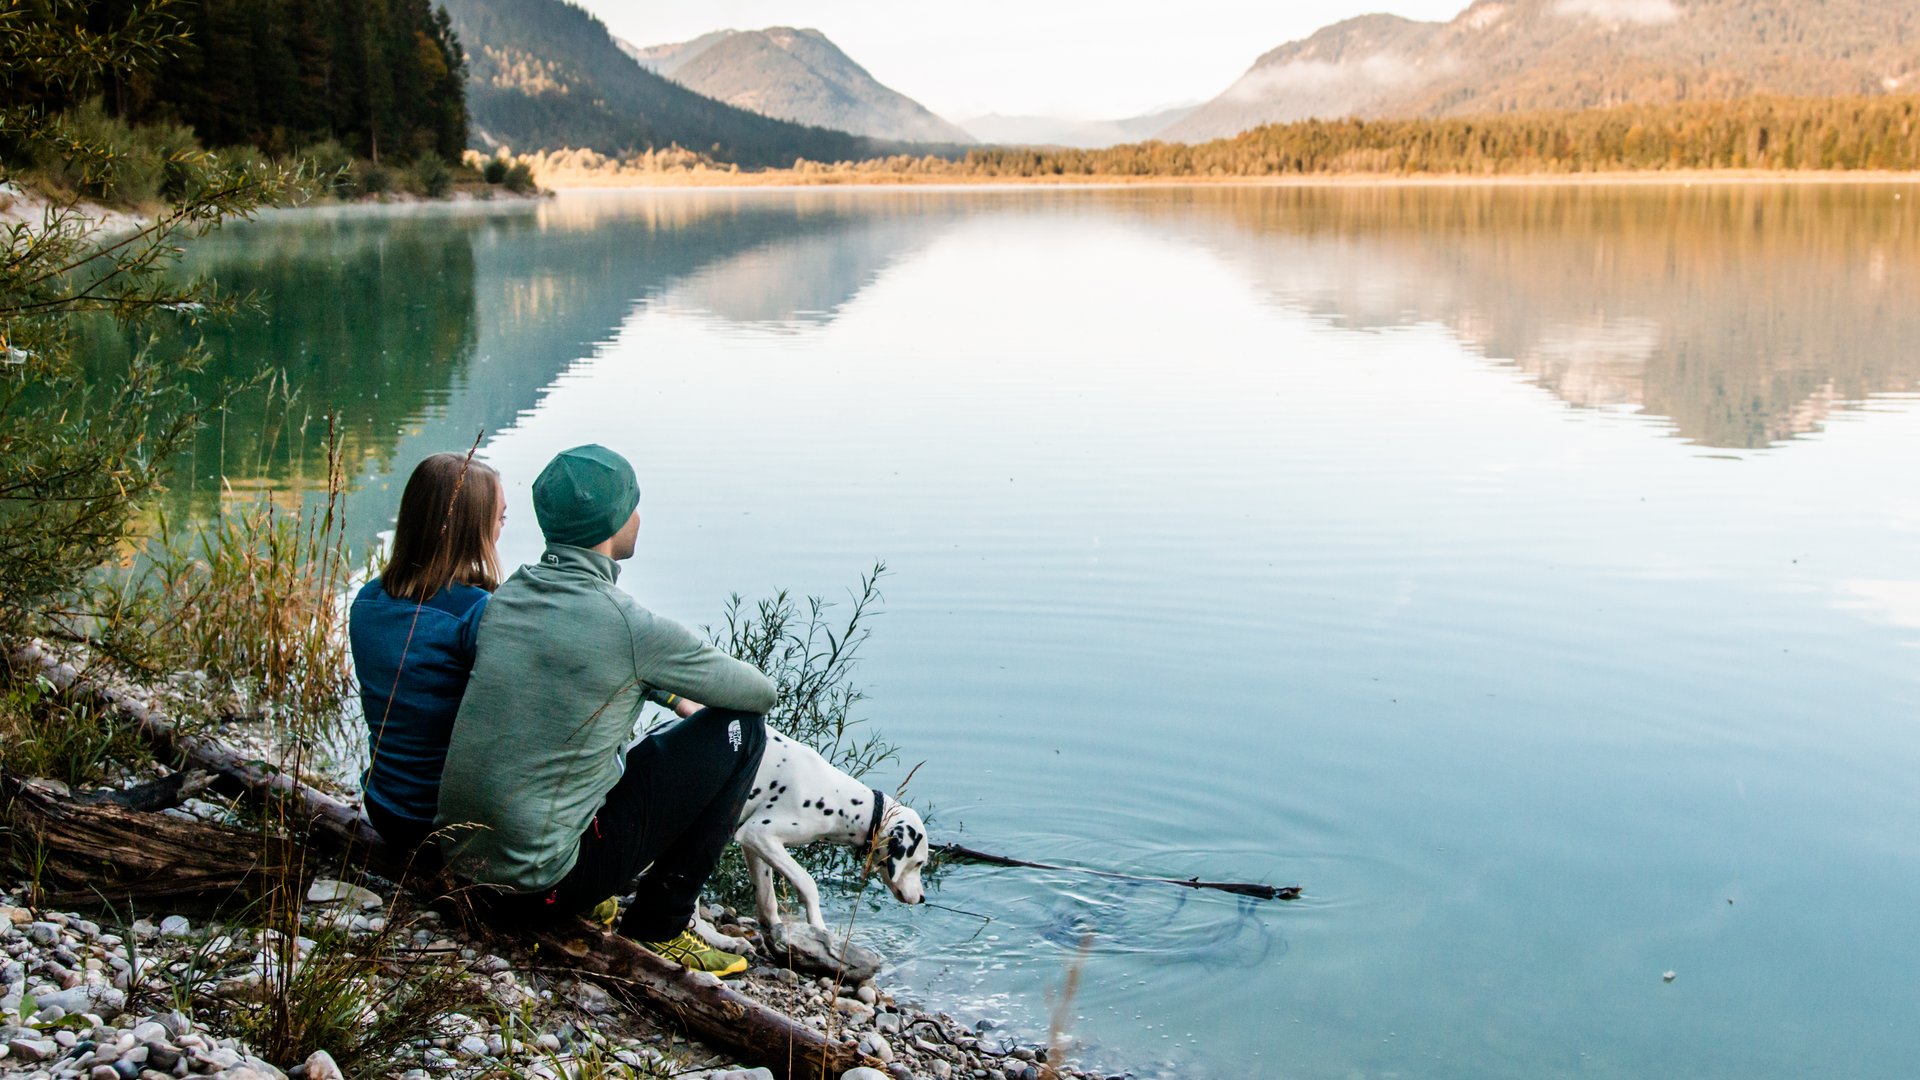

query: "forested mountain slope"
xmin=439 ymin=0 xmax=952 ymax=166
xmin=1165 ymin=0 xmax=1920 ymax=141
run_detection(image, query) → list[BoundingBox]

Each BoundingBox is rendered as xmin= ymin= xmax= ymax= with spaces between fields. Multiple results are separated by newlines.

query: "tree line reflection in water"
xmin=86 ymin=182 xmax=1920 ymax=540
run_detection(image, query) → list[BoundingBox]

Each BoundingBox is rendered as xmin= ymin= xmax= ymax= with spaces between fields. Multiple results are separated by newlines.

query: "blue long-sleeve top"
xmin=348 ymin=576 xmax=490 ymax=830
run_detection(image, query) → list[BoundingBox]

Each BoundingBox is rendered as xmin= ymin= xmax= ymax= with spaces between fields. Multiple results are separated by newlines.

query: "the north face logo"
xmin=727 ymin=719 xmax=742 ymax=751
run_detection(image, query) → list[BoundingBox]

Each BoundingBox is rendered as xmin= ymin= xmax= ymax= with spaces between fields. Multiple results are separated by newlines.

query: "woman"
xmin=349 ymin=452 xmax=505 ymax=853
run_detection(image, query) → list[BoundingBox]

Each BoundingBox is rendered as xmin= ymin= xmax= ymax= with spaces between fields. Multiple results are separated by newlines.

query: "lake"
xmin=145 ymin=182 xmax=1920 ymax=1078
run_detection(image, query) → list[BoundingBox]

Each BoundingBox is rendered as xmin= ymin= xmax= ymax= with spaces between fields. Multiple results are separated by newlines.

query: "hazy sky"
xmin=578 ymin=1 xmax=1471 ymax=121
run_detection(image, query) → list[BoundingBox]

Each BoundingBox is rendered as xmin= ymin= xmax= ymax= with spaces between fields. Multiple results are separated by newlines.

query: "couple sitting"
xmin=348 ymin=445 xmax=773 ymax=975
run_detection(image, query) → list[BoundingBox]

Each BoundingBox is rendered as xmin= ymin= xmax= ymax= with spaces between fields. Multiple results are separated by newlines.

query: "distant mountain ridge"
xmin=1164 ymin=0 xmax=1920 ymax=142
xmin=960 ymin=105 xmax=1198 ymax=149
xmin=622 ymin=27 xmax=972 ymax=145
xmin=438 ymin=0 xmax=959 ymax=166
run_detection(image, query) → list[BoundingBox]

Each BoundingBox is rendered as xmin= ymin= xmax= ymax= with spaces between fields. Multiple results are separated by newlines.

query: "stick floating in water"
xmin=932 ymin=842 xmax=1302 ymax=901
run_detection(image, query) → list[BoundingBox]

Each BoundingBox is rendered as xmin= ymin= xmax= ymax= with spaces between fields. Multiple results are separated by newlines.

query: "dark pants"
xmin=486 ymin=707 xmax=768 ymax=942
xmin=366 ymin=800 xmax=434 ymax=855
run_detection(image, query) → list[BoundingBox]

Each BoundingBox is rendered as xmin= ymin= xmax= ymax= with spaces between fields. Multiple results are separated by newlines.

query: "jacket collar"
xmin=537 ymin=542 xmax=621 ymax=583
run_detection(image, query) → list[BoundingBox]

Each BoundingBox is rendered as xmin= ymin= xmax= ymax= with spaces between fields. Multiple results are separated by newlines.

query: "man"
xmin=436 ymin=444 xmax=776 ymax=975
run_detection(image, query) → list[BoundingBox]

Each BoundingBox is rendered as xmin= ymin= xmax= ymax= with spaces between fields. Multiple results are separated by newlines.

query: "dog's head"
xmin=873 ymin=803 xmax=930 ymax=906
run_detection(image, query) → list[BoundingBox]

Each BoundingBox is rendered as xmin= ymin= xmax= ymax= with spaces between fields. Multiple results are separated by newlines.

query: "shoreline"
xmin=1 ymin=639 xmax=1107 ymax=1080
xmin=529 ymin=168 xmax=1920 ymax=193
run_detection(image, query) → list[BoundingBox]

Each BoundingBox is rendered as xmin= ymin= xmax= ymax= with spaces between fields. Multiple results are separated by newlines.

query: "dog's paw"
xmin=688 ymin=916 xmax=755 ymax=955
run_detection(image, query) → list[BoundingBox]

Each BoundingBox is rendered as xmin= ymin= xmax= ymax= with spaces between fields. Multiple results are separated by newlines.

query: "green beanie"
xmin=531 ymin=444 xmax=640 ymax=548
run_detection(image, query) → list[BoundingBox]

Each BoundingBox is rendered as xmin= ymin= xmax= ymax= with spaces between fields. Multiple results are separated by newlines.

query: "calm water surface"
xmin=147 ymin=184 xmax=1920 ymax=1078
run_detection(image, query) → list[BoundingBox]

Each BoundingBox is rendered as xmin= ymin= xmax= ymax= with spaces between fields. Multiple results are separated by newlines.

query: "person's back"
xmin=435 ymin=444 xmax=775 ymax=975
xmin=348 ymin=452 xmax=504 ymax=852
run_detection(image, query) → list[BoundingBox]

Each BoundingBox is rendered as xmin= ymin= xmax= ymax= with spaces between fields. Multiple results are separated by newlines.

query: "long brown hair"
xmin=381 ymin=452 xmax=503 ymax=602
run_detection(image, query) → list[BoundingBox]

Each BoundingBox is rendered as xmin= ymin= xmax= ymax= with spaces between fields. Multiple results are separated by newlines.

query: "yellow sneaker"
xmin=589 ymin=896 xmax=620 ymax=929
xmin=638 ymin=928 xmax=748 ymax=976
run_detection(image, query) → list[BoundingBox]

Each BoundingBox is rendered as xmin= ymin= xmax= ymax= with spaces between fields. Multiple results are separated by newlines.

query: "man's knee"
xmin=697 ymin=706 xmax=767 ymax=763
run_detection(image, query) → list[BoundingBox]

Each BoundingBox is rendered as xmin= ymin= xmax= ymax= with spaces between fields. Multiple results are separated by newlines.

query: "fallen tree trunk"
xmin=1 ymin=771 xmax=301 ymax=910
xmin=5 ymin=639 xmax=881 ymax=1080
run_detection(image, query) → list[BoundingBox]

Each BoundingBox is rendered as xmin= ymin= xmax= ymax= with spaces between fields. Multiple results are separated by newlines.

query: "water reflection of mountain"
xmin=1142 ymin=184 xmax=1920 ymax=449
xmin=109 ymin=193 xmax=958 ymax=537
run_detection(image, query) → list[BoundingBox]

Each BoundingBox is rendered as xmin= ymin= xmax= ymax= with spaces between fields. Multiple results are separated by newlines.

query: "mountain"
xmin=437 ymin=0 xmax=954 ymax=166
xmin=620 ymin=27 xmax=972 ymax=145
xmin=617 ymin=31 xmax=736 ymax=79
xmin=960 ymin=105 xmax=1199 ymax=148
xmin=1164 ymin=0 xmax=1920 ymax=142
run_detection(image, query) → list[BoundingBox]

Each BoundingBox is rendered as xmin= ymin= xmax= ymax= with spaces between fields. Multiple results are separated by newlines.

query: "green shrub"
xmin=27 ymin=100 xmax=165 ymax=204
xmin=408 ymin=154 xmax=451 ymax=198
xmin=482 ymin=157 xmax=507 ymax=184
xmin=354 ymin=160 xmax=394 ymax=196
xmin=503 ymin=161 xmax=535 ymax=194
xmin=302 ymin=139 xmax=355 ymax=198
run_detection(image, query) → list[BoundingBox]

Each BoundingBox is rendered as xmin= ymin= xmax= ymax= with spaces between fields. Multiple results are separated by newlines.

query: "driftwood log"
xmin=1 ymin=771 xmax=299 ymax=910
xmin=934 ymin=842 xmax=1303 ymax=901
xmin=5 ymin=640 xmax=881 ymax=1080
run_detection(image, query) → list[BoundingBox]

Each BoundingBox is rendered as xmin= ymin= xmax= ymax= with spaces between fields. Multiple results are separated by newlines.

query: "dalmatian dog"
xmin=692 ymin=729 xmax=929 ymax=952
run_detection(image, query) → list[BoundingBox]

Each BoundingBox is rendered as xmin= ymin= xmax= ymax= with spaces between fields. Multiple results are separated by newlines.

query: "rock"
xmin=472 ymin=954 xmax=510 ymax=975
xmin=129 ymin=1023 xmax=167 ymax=1045
xmin=156 ymin=917 xmax=191 ymax=938
xmin=874 ymin=1013 xmax=903 ymax=1035
xmin=833 ymin=997 xmax=875 ymax=1021
xmin=301 ymin=1051 xmax=341 ymax=1080
xmin=857 ymin=1033 xmax=895 ymax=1064
xmin=929 ymin=1062 xmax=951 ymax=1080
xmin=841 ymin=1070 xmax=890 ymax=1080
xmin=887 ymin=1067 xmax=913 ymax=1080
xmin=94 ymin=1065 xmax=124 ymax=1080
xmin=772 ymin=923 xmax=885 ymax=982
xmin=422 ymin=1048 xmax=454 ymax=1069
xmin=710 ymin=1070 xmax=775 ymax=1080
xmin=455 ymin=1035 xmax=490 ymax=1059
xmin=305 ymin=880 xmax=384 ymax=911
xmin=36 ymin=985 xmax=126 ymax=1016
xmin=0 ymin=906 xmax=31 ymax=926
xmin=1663 ymin=970 xmax=1678 ymax=983
xmin=562 ymin=981 xmax=614 ymax=1015
xmin=154 ymin=1012 xmax=191 ymax=1038
xmin=27 ymin=922 xmax=60 ymax=946
xmin=146 ymin=1046 xmax=181 ymax=1072
xmin=113 ymin=1061 xmax=141 ymax=1080
xmin=856 ymin=984 xmax=879 ymax=1005
xmin=8 ymin=1037 xmax=57 ymax=1063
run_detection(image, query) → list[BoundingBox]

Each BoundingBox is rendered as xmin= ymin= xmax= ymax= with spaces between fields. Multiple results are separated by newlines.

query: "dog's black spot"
xmin=802 ymin=799 xmax=812 ymax=808
xmin=821 ymin=805 xmax=833 ymax=815
xmin=748 ymin=788 xmax=760 ymax=798
xmin=761 ymin=819 xmax=771 ymax=825
xmin=851 ymin=798 xmax=863 ymax=806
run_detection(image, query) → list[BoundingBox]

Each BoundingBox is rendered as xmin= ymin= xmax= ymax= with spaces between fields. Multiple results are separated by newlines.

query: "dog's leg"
xmin=744 ymin=832 xmax=830 ymax=931
xmin=746 ymin=845 xmax=780 ymax=929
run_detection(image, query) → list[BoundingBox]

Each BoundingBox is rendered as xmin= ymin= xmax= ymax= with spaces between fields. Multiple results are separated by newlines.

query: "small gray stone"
xmin=888 ymin=1067 xmax=913 ymax=1080
xmin=709 ymin=1070 xmax=775 ymax=1080
xmin=37 ymin=985 xmax=125 ymax=1016
xmin=300 ymin=1050 xmax=341 ymax=1080
xmin=156 ymin=917 xmax=191 ymax=939
xmin=562 ymin=981 xmax=613 ymax=1015
xmin=155 ymin=1012 xmax=191 ymax=1038
xmin=455 ymin=1035 xmax=489 ymax=1059
xmin=94 ymin=1065 xmax=122 ymax=1080
xmin=28 ymin=922 xmax=60 ymax=946
xmin=874 ymin=1013 xmax=903 ymax=1035
xmin=147 ymin=1047 xmax=181 ymax=1072
xmin=857 ymin=1033 xmax=895 ymax=1064
xmin=422 ymin=1048 xmax=454 ymax=1069
xmin=8 ymin=1037 xmax=58 ymax=1063
xmin=841 ymin=1070 xmax=889 ymax=1080
xmin=113 ymin=1060 xmax=141 ymax=1080
xmin=856 ymin=984 xmax=878 ymax=1006
xmin=131 ymin=1023 xmax=167 ymax=1045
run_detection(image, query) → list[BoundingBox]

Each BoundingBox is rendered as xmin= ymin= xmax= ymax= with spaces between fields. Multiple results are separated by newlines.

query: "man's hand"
xmin=674 ymin=696 xmax=704 ymax=719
